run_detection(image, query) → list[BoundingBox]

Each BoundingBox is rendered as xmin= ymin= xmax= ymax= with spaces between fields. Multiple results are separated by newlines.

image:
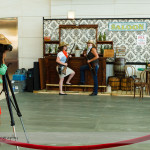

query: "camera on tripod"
xmin=0 ymin=44 xmax=13 ymax=52
xmin=0 ymin=34 xmax=30 ymax=145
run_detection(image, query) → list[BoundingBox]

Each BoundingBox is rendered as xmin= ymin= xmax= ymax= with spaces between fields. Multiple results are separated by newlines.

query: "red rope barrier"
xmin=0 ymin=134 xmax=150 ymax=150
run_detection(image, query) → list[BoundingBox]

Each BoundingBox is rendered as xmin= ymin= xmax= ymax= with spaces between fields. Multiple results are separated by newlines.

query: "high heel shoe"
xmin=59 ymin=93 xmax=67 ymax=95
xmin=65 ymin=83 xmax=72 ymax=85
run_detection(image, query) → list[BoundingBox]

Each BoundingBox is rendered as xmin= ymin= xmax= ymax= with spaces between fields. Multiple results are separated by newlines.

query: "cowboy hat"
xmin=59 ymin=42 xmax=69 ymax=48
xmin=86 ymin=40 xmax=96 ymax=47
xmin=0 ymin=34 xmax=12 ymax=45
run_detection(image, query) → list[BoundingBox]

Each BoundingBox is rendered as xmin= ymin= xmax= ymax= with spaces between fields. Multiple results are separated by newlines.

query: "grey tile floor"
xmin=0 ymin=92 xmax=150 ymax=150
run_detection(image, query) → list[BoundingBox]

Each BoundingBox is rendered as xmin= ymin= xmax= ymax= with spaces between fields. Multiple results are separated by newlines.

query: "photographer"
xmin=0 ymin=34 xmax=12 ymax=83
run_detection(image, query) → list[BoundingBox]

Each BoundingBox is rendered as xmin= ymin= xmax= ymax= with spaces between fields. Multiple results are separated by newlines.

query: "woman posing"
xmin=56 ymin=42 xmax=75 ymax=95
xmin=80 ymin=40 xmax=99 ymax=96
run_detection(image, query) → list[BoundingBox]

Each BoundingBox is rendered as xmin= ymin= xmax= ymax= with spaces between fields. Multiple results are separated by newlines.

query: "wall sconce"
xmin=68 ymin=11 xmax=75 ymax=19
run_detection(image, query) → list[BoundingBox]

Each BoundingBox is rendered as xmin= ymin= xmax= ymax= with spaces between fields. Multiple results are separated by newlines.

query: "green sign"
xmin=108 ymin=22 xmax=147 ymax=31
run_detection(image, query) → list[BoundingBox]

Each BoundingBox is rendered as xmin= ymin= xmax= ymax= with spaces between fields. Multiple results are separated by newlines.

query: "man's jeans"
xmin=80 ymin=64 xmax=99 ymax=94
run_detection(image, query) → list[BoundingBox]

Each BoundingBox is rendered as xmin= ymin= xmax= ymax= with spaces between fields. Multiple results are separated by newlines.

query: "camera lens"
xmin=7 ymin=44 xmax=13 ymax=51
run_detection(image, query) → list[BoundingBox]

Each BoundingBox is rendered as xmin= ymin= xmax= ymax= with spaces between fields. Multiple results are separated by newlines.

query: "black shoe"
xmin=59 ymin=93 xmax=67 ymax=95
xmin=65 ymin=83 xmax=72 ymax=85
xmin=78 ymin=82 xmax=85 ymax=85
xmin=89 ymin=92 xmax=97 ymax=96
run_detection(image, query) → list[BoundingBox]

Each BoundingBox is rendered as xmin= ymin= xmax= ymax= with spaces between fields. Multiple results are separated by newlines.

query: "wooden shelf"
xmin=44 ymin=41 xmax=59 ymax=44
xmin=97 ymin=41 xmax=113 ymax=44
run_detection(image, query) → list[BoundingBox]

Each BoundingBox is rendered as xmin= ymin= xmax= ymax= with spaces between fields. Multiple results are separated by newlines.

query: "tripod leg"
xmin=6 ymin=72 xmax=30 ymax=143
xmin=6 ymin=73 xmax=22 ymax=117
xmin=13 ymin=126 xmax=19 ymax=150
xmin=2 ymin=75 xmax=15 ymax=127
xmin=2 ymin=75 xmax=19 ymax=150
xmin=20 ymin=117 xmax=30 ymax=143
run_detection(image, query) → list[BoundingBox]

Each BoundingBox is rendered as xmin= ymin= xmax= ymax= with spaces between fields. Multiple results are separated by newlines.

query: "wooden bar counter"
xmin=44 ymin=56 xmax=106 ymax=92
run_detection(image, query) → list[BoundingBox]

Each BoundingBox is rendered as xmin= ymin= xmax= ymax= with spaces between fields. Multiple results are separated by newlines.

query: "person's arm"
xmin=87 ymin=48 xmax=99 ymax=63
xmin=3 ymin=52 xmax=6 ymax=64
xmin=56 ymin=57 xmax=67 ymax=66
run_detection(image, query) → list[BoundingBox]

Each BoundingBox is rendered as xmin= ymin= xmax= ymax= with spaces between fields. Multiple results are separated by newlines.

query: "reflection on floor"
xmin=0 ymin=92 xmax=150 ymax=150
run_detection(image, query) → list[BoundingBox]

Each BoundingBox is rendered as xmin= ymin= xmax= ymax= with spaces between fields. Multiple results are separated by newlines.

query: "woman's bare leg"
xmin=66 ymin=71 xmax=75 ymax=84
xmin=59 ymin=77 xmax=65 ymax=94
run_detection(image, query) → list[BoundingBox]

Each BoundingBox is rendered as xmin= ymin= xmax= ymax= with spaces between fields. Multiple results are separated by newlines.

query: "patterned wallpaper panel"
xmin=44 ymin=19 xmax=150 ymax=62
xmin=60 ymin=28 xmax=96 ymax=52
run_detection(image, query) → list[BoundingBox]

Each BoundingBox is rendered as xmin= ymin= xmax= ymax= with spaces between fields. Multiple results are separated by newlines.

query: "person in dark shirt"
xmin=80 ymin=40 xmax=99 ymax=96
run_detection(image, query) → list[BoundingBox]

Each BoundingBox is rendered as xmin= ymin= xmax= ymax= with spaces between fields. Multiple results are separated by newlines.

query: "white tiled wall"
xmin=0 ymin=0 xmax=51 ymax=69
xmin=51 ymin=0 xmax=150 ymax=18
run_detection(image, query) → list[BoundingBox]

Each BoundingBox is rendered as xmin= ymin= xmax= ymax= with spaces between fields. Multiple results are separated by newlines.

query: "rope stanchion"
xmin=1 ymin=134 xmax=150 ymax=150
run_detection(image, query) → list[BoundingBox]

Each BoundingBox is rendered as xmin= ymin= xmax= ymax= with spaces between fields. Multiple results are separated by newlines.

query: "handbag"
xmin=58 ymin=65 xmax=64 ymax=75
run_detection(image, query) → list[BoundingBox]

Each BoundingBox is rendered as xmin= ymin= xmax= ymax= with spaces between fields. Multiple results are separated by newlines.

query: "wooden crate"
xmin=103 ymin=49 xmax=114 ymax=58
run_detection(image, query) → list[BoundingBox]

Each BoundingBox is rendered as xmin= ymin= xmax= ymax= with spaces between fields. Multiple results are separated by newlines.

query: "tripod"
xmin=1 ymin=71 xmax=29 ymax=149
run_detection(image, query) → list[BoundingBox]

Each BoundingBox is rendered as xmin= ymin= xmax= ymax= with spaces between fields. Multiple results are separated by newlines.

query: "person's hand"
xmin=69 ymin=55 xmax=72 ymax=58
xmin=64 ymin=63 xmax=68 ymax=66
xmin=87 ymin=60 xmax=91 ymax=63
xmin=84 ymin=53 xmax=86 ymax=56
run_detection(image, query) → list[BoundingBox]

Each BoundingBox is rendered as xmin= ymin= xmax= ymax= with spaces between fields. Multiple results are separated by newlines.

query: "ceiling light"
xmin=68 ymin=11 xmax=75 ymax=19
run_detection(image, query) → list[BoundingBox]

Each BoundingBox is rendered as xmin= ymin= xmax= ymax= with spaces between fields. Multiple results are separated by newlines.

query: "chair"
xmin=134 ymin=70 xmax=149 ymax=98
xmin=127 ymin=66 xmax=144 ymax=93
xmin=121 ymin=65 xmax=142 ymax=95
